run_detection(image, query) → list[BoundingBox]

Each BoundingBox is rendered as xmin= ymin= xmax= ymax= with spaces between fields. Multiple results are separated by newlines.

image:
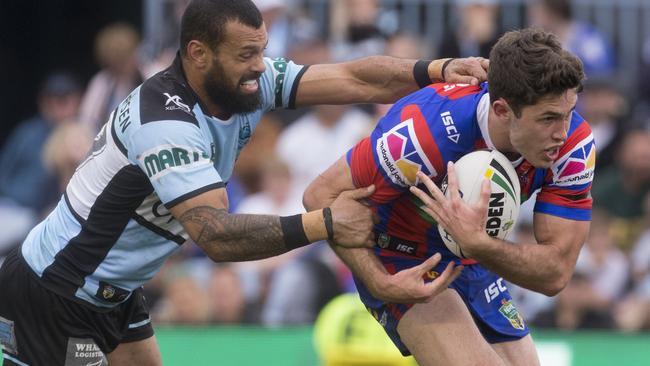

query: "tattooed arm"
xmin=170 ymin=186 xmax=376 ymax=262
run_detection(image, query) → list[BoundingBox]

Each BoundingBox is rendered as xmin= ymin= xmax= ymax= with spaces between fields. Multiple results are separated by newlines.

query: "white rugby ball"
xmin=438 ymin=150 xmax=520 ymax=259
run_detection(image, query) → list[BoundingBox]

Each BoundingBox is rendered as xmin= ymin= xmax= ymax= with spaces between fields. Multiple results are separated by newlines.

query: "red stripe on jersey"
xmin=537 ymin=190 xmax=592 ymax=209
xmin=349 ymin=137 xmax=401 ymax=204
xmin=399 ymin=104 xmax=445 ymax=180
xmin=429 ymin=83 xmax=482 ymax=100
xmin=385 ymin=198 xmax=429 ymax=257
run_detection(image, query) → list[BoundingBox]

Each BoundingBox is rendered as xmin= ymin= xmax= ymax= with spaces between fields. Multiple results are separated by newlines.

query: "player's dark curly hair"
xmin=488 ymin=28 xmax=585 ymax=117
xmin=180 ymin=0 xmax=263 ymax=56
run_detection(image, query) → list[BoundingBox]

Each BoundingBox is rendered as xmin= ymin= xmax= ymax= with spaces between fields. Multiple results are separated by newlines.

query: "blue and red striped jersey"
xmin=346 ymin=82 xmax=595 ymax=261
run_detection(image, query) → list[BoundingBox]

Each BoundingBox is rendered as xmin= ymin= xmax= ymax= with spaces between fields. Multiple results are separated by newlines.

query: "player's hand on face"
xmin=409 ymin=163 xmax=492 ymax=257
xmin=372 ymin=253 xmax=463 ymax=303
xmin=442 ymin=57 xmax=489 ymax=86
xmin=329 ymin=185 xmax=378 ymax=248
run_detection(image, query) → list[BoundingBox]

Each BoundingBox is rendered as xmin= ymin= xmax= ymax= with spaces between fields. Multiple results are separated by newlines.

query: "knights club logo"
xmin=376 ymin=118 xmax=437 ymax=187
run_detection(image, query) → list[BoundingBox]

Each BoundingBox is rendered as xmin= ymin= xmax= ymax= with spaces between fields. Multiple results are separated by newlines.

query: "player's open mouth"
xmin=544 ymin=147 xmax=559 ymax=160
xmin=240 ymin=79 xmax=259 ymax=94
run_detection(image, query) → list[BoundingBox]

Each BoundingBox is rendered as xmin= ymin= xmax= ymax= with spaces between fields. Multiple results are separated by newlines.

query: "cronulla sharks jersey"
xmin=21 ymin=54 xmax=307 ymax=309
xmin=347 ymin=82 xmax=595 ymax=262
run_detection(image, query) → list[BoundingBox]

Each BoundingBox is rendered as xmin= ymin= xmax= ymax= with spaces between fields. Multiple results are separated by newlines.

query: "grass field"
xmin=2 ymin=327 xmax=649 ymax=365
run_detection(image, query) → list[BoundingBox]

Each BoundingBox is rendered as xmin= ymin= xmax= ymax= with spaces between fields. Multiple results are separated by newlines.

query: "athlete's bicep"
xmin=292 ymin=63 xmax=367 ymax=108
xmin=533 ymin=212 xmax=590 ymax=279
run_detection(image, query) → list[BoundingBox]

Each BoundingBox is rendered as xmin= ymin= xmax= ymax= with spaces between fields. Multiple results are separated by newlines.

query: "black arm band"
xmin=323 ymin=207 xmax=334 ymax=241
xmin=441 ymin=58 xmax=454 ymax=82
xmin=280 ymin=214 xmax=310 ymax=250
xmin=413 ymin=59 xmax=433 ymax=88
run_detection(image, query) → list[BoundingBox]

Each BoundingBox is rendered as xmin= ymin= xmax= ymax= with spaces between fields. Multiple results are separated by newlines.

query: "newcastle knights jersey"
xmin=20 ymin=54 xmax=307 ymax=309
xmin=347 ymin=82 xmax=595 ymax=262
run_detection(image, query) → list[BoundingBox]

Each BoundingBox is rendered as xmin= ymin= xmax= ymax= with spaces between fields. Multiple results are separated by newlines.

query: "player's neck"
xmin=487 ymin=107 xmax=517 ymax=157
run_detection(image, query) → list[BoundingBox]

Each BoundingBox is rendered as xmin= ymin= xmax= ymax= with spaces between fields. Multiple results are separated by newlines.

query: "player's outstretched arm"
xmin=304 ymin=156 xmax=463 ymax=303
xmin=410 ymin=165 xmax=590 ymax=296
xmin=169 ymin=186 xmax=376 ymax=262
xmin=293 ymin=57 xmax=488 ymax=108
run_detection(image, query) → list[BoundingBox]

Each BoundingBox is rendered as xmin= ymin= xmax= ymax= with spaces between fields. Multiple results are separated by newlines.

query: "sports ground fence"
xmin=142 ymin=0 xmax=650 ymax=93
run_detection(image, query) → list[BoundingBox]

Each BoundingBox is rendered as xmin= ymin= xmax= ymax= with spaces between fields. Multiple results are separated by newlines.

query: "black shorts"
xmin=0 ymin=248 xmax=154 ymax=366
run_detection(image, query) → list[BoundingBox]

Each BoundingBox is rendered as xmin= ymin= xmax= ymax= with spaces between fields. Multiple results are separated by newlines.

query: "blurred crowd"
xmin=1 ymin=0 xmax=649 ymax=333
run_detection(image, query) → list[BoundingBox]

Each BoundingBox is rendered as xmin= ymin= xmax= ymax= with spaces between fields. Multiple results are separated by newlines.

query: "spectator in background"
xmin=554 ymin=210 xmax=629 ymax=330
xmin=528 ymin=0 xmax=615 ymax=78
xmin=0 ymin=72 xmax=82 ymax=258
xmin=253 ymin=0 xmax=318 ymax=59
xmin=42 ymin=121 xmax=93 ymax=194
xmin=153 ymin=267 xmax=212 ymax=325
xmin=614 ymin=193 xmax=650 ymax=331
xmin=592 ymin=130 xmax=650 ymax=249
xmin=577 ymin=78 xmax=628 ymax=170
xmin=79 ymin=23 xmax=143 ymax=133
xmin=375 ymin=32 xmax=425 ymax=118
xmin=0 ymin=71 xmax=82 ymax=213
xmin=277 ymin=104 xmax=372 ymax=197
xmin=439 ymin=0 xmax=500 ymax=59
xmin=329 ymin=0 xmax=393 ymax=61
xmin=209 ymin=264 xmax=259 ymax=324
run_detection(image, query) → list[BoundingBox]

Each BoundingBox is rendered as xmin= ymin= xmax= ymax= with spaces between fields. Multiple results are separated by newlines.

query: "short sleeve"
xmin=535 ymin=118 xmax=595 ymax=221
xmin=258 ymin=57 xmax=308 ymax=111
xmin=128 ymin=121 xmax=223 ymax=208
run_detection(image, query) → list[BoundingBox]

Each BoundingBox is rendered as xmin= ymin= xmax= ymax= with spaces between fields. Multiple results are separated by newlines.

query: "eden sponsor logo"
xmin=375 ymin=118 xmax=437 ymax=187
xmin=140 ymin=145 xmax=210 ymax=179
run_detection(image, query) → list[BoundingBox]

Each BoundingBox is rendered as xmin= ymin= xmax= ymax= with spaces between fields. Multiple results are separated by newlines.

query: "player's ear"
xmin=492 ymin=98 xmax=511 ymax=120
xmin=186 ymin=40 xmax=212 ymax=69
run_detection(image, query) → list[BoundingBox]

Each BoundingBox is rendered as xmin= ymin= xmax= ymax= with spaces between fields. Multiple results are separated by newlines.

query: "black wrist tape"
xmin=323 ymin=207 xmax=334 ymax=241
xmin=280 ymin=214 xmax=310 ymax=250
xmin=413 ymin=59 xmax=433 ymax=88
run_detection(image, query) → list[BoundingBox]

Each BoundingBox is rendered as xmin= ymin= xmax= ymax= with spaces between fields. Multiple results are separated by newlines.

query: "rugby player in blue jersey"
xmin=305 ymin=28 xmax=593 ymax=366
xmin=0 ymin=1 xmax=489 ymax=365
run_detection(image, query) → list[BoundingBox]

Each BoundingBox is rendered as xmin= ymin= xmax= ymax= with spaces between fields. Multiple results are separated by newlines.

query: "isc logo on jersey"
xmin=553 ymin=137 xmax=595 ymax=187
xmin=375 ymin=118 xmax=437 ymax=187
xmin=139 ymin=144 xmax=211 ymax=180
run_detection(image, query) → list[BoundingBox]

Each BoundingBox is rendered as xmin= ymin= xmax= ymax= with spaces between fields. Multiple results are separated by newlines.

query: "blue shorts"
xmin=355 ymin=256 xmax=529 ymax=356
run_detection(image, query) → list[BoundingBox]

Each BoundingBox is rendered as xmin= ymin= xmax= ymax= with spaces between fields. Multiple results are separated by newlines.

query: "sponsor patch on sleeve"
xmin=552 ymin=136 xmax=595 ymax=187
xmin=137 ymin=144 xmax=212 ymax=180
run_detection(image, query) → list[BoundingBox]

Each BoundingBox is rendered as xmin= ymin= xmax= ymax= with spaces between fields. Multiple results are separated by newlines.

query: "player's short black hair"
xmin=180 ymin=0 xmax=263 ymax=56
xmin=488 ymin=28 xmax=584 ymax=117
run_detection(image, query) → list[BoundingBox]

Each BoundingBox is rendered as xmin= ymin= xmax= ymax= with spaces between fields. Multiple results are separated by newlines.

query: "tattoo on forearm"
xmin=179 ymin=206 xmax=286 ymax=261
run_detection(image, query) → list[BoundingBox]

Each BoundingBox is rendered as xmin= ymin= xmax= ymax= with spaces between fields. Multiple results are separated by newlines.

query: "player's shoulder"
xmin=428 ymin=82 xmax=485 ymax=100
xmin=549 ymin=111 xmax=595 ymax=187
xmin=137 ymin=58 xmax=201 ymax=127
